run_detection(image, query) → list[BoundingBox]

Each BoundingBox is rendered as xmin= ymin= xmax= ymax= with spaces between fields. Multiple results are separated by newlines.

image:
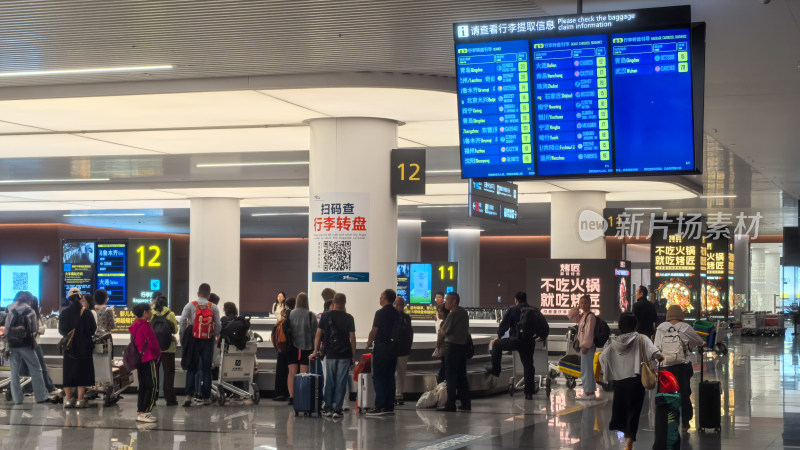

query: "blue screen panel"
xmin=96 ymin=242 xmax=127 ymax=307
xmin=456 ymin=40 xmax=535 ymax=179
xmin=1 ymin=265 xmax=41 ymax=308
xmin=532 ymin=35 xmax=613 ymax=176
xmin=611 ymin=29 xmax=694 ymax=173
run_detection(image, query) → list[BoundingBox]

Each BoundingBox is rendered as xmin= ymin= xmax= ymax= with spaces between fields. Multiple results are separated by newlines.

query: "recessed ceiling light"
xmin=63 ymin=213 xmax=145 ymax=217
xmin=446 ymin=228 xmax=484 ymax=232
xmin=0 ymin=178 xmax=110 ymax=184
xmin=417 ymin=204 xmax=464 ymax=209
xmin=251 ymin=212 xmax=309 ymax=217
xmin=624 ymin=207 xmax=664 ymax=211
xmin=426 ymin=169 xmax=461 ymax=175
xmin=0 ymin=65 xmax=173 ymax=78
xmin=196 ymin=161 xmax=309 ymax=168
xmin=699 ymin=195 xmax=737 ymax=199
xmin=398 ymin=219 xmax=427 ymax=223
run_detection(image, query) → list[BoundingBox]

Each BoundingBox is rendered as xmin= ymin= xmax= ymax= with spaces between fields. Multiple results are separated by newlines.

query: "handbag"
xmin=572 ymin=335 xmax=582 ymax=353
xmin=57 ymin=307 xmax=85 ymax=355
xmin=639 ymin=335 xmax=657 ymax=390
xmin=123 ymin=332 xmax=146 ymax=371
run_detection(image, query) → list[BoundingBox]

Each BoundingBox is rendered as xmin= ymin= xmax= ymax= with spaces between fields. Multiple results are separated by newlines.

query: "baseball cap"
xmin=68 ymin=287 xmax=81 ymax=296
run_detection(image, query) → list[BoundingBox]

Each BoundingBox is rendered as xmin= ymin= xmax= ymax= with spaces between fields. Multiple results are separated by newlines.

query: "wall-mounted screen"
xmin=1 ymin=265 xmax=41 ymax=308
xmin=62 ymin=240 xmax=95 ymax=298
xmin=397 ymin=262 xmax=459 ymax=319
xmin=454 ymin=5 xmax=704 ymax=180
xmin=96 ymin=242 xmax=127 ymax=307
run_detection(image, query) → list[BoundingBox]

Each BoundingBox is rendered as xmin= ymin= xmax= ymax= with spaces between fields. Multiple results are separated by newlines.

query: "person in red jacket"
xmin=130 ymin=303 xmax=162 ymax=423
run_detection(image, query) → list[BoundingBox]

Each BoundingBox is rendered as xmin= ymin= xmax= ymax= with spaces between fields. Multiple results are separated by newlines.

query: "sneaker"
xmin=75 ymin=400 xmax=90 ymax=408
xmin=182 ymin=396 xmax=193 ymax=407
xmin=365 ymin=409 xmax=387 ymax=417
xmin=395 ymin=398 xmax=405 ymax=406
xmin=272 ymin=395 xmax=287 ymax=402
xmin=322 ymin=410 xmax=333 ymax=417
xmin=63 ymin=398 xmax=76 ymax=409
xmin=136 ymin=413 xmax=157 ymax=423
xmin=288 ymin=398 xmax=294 ymax=406
xmin=203 ymin=398 xmax=212 ymax=406
xmin=332 ymin=411 xmax=343 ymax=419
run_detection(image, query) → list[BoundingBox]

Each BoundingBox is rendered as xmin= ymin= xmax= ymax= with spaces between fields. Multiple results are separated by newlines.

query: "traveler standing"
xmin=272 ymin=296 xmax=294 ymax=402
xmin=393 ymin=296 xmax=414 ymax=405
xmin=272 ymin=291 xmax=287 ymax=318
xmin=151 ymin=295 xmax=179 ymax=406
xmin=600 ymin=313 xmax=662 ymax=450
xmin=311 ymin=293 xmax=356 ymax=418
xmin=221 ymin=302 xmax=238 ymax=329
xmin=365 ymin=289 xmax=399 ymax=416
xmin=321 ymin=288 xmax=336 ymax=318
xmin=4 ymin=291 xmax=49 ymax=404
xmin=59 ymin=292 xmax=97 ymax=408
xmin=179 ymin=283 xmax=221 ymax=407
xmin=129 ymin=303 xmax=162 ymax=423
xmin=567 ymin=294 xmax=598 ymax=401
xmin=438 ymin=292 xmax=471 ymax=412
xmin=434 ymin=304 xmax=449 ymax=383
xmin=94 ymin=289 xmax=116 ymax=333
xmin=287 ymin=292 xmax=317 ymax=406
xmin=654 ymin=305 xmax=705 ymax=431
xmin=485 ymin=292 xmax=549 ymax=400
xmin=20 ymin=297 xmax=59 ymax=399
xmin=81 ymin=294 xmax=98 ymax=327
xmin=632 ymin=286 xmax=658 ymax=338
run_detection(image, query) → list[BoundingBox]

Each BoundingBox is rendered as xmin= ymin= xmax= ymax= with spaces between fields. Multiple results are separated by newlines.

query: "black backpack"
xmin=592 ymin=313 xmax=611 ymax=348
xmin=517 ymin=305 xmax=550 ymax=343
xmin=221 ymin=315 xmax=251 ymax=350
xmin=325 ymin=314 xmax=352 ymax=357
xmin=7 ymin=307 xmax=34 ymax=348
xmin=151 ymin=310 xmax=173 ymax=351
xmin=390 ymin=314 xmax=414 ymax=357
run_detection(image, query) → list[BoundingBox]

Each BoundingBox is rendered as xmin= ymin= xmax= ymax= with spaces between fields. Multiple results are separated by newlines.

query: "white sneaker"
xmin=137 ymin=413 xmax=157 ymax=423
xmin=63 ymin=398 xmax=76 ymax=409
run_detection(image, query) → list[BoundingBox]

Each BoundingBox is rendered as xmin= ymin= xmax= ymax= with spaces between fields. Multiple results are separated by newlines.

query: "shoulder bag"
xmin=639 ymin=334 xmax=657 ymax=390
xmin=57 ymin=307 xmax=85 ymax=355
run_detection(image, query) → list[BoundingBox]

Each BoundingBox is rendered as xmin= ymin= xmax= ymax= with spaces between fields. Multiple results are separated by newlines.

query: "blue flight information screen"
xmin=454 ymin=6 xmax=702 ymax=180
xmin=457 ymin=40 xmax=535 ymax=179
xmin=532 ymin=35 xmax=612 ymax=175
xmin=611 ymin=29 xmax=694 ymax=173
xmin=96 ymin=242 xmax=127 ymax=306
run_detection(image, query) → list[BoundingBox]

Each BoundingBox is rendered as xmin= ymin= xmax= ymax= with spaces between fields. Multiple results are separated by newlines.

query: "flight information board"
xmin=96 ymin=242 xmax=127 ymax=307
xmin=454 ymin=5 xmax=703 ymax=180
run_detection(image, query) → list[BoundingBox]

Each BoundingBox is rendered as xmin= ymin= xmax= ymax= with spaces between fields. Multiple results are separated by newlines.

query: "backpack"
xmin=7 ymin=307 xmax=34 ymax=348
xmin=192 ymin=301 xmax=215 ymax=339
xmin=517 ymin=305 xmax=550 ymax=343
xmin=465 ymin=333 xmax=475 ymax=359
xmin=659 ymin=326 xmax=687 ymax=366
xmin=151 ymin=310 xmax=173 ymax=351
xmin=591 ymin=313 xmax=611 ymax=348
xmin=390 ymin=314 xmax=414 ymax=357
xmin=325 ymin=313 xmax=352 ymax=357
xmin=221 ymin=315 xmax=251 ymax=350
xmin=272 ymin=316 xmax=292 ymax=353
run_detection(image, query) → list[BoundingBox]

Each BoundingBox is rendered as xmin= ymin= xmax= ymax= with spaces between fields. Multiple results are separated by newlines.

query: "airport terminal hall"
xmin=0 ymin=0 xmax=799 ymax=449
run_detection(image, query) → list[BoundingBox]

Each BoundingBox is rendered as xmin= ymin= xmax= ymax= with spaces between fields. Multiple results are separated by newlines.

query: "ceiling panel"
xmin=0 ymin=91 xmax=325 ymax=131
xmin=2 ymin=189 xmax=185 ymax=202
xmin=91 ymin=127 xmax=311 ymax=154
xmin=0 ymin=133 xmax=158 ymax=158
xmin=157 ymin=186 xmax=309 ymax=199
xmin=399 ymin=121 xmax=459 ymax=147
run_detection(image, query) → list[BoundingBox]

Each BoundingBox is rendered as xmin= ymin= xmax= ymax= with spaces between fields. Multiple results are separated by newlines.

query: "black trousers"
xmin=137 ymin=360 xmax=159 ymax=413
xmin=665 ymin=363 xmax=694 ymax=426
xmin=437 ymin=356 xmax=446 ymax=384
xmin=490 ymin=338 xmax=536 ymax=396
xmin=444 ymin=343 xmax=470 ymax=409
xmin=274 ymin=351 xmax=290 ymax=397
xmin=159 ymin=352 xmax=177 ymax=403
xmin=609 ymin=375 xmax=646 ymax=441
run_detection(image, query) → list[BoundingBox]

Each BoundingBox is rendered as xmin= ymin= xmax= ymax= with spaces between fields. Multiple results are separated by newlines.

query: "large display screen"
xmin=0 ymin=265 xmax=41 ymax=308
xmin=96 ymin=242 xmax=127 ymax=307
xmin=454 ymin=6 xmax=704 ymax=180
xmin=397 ymin=261 xmax=458 ymax=319
xmin=126 ymin=238 xmax=171 ymax=305
xmin=62 ymin=240 xmax=95 ymax=298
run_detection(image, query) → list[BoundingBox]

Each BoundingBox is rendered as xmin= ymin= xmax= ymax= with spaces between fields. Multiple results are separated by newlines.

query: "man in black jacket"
xmin=485 ymin=292 xmax=548 ymax=400
xmin=632 ymin=286 xmax=658 ymax=338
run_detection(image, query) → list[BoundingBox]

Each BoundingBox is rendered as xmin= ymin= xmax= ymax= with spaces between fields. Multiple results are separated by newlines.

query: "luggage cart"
xmin=0 ymin=341 xmax=31 ymax=401
xmin=763 ymin=313 xmax=785 ymax=337
xmin=212 ymin=334 xmax=261 ymax=406
xmin=712 ymin=320 xmax=729 ymax=355
xmin=741 ymin=312 xmax=757 ymax=336
xmin=87 ymin=333 xmax=133 ymax=406
xmin=508 ymin=339 xmax=549 ymax=397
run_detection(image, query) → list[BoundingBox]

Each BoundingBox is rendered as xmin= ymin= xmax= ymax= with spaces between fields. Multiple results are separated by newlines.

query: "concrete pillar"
xmin=765 ymin=251 xmax=781 ymax=312
xmin=734 ymin=234 xmax=750 ymax=298
xmin=750 ymin=248 xmax=766 ymax=311
xmin=550 ymin=191 xmax=607 ymax=259
xmin=448 ymin=228 xmax=481 ymax=308
xmin=398 ymin=220 xmax=422 ymax=262
xmin=308 ymin=118 xmax=398 ymax=338
xmin=189 ymin=198 xmax=241 ymax=307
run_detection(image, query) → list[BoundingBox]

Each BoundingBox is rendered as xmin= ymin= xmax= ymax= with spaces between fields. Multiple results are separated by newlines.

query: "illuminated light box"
xmin=454 ymin=5 xmax=704 ymax=180
xmin=0 ymin=265 xmax=41 ymax=308
xmin=397 ymin=262 xmax=458 ymax=320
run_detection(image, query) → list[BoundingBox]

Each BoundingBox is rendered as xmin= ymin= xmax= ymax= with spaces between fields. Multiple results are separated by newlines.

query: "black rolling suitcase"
xmin=697 ymin=347 xmax=721 ymax=433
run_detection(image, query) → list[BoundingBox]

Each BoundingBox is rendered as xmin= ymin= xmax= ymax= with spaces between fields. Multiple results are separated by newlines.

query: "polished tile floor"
xmin=0 ymin=332 xmax=797 ymax=449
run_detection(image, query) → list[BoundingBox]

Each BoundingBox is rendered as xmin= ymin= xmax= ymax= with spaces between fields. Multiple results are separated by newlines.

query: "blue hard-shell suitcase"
xmin=293 ymin=360 xmax=323 ymax=417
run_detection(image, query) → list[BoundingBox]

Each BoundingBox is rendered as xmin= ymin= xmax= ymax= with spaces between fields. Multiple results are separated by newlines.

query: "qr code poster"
xmin=0 ymin=265 xmax=41 ymax=308
xmin=310 ymin=192 xmax=370 ymax=283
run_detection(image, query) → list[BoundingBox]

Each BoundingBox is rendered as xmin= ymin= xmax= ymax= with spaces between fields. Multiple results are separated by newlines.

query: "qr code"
xmin=12 ymin=272 xmax=28 ymax=290
xmin=323 ymin=241 xmax=351 ymax=271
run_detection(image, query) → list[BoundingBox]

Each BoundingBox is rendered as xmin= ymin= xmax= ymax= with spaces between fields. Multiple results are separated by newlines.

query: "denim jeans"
xmin=324 ymin=358 xmax=351 ymax=413
xmin=580 ymin=346 xmax=597 ymax=394
xmin=372 ymin=341 xmax=397 ymax=412
xmin=9 ymin=346 xmax=49 ymax=403
xmin=21 ymin=344 xmax=57 ymax=394
xmin=185 ymin=339 xmax=214 ymax=399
